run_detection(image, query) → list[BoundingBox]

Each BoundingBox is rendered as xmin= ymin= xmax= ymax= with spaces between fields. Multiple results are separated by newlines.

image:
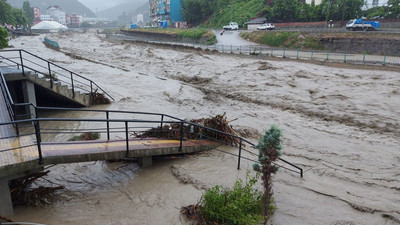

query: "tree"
xmin=181 ymin=0 xmax=203 ymax=24
xmin=12 ymin=8 xmax=28 ymax=26
xmin=387 ymin=0 xmax=400 ymax=18
xmin=0 ymin=27 xmax=8 ymax=49
xmin=253 ymin=125 xmax=283 ymax=221
xmin=0 ymin=0 xmax=15 ymax=25
xmin=271 ymin=0 xmax=300 ymax=22
xmin=22 ymin=1 xmax=34 ymax=25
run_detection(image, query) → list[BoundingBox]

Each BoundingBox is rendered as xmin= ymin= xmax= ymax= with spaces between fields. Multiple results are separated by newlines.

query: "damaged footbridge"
xmin=0 ymin=49 xmax=302 ymax=217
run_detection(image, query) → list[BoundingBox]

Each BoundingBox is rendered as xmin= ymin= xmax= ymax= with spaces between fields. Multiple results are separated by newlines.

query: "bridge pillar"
xmin=0 ymin=177 xmax=13 ymax=216
xmin=139 ymin=156 xmax=152 ymax=167
xmin=22 ymin=80 xmax=37 ymax=118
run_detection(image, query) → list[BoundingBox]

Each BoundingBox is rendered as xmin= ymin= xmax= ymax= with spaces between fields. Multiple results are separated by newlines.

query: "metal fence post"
xmin=179 ymin=122 xmax=183 ymax=152
xmin=34 ymin=120 xmax=43 ymax=164
xmin=90 ymin=81 xmax=93 ymax=106
xmin=344 ymin=52 xmax=347 ymax=63
xmin=271 ymin=48 xmax=273 ymax=57
xmin=237 ymin=138 xmax=242 ymax=170
xmin=19 ymin=50 xmax=25 ymax=76
xmin=125 ymin=121 xmax=129 ymax=157
xmin=259 ymin=47 xmax=262 ymax=55
xmin=326 ymin=51 xmax=330 ymax=60
xmin=283 ymin=48 xmax=286 ymax=58
xmin=239 ymin=45 xmax=242 ymax=54
xmin=160 ymin=114 xmax=164 ymax=128
xmin=48 ymin=62 xmax=53 ymax=88
xmin=311 ymin=51 xmax=314 ymax=60
xmin=296 ymin=49 xmax=299 ymax=59
xmin=222 ymin=45 xmax=224 ymax=53
xmin=383 ymin=54 xmax=386 ymax=65
xmin=106 ymin=111 xmax=110 ymax=140
xmin=363 ymin=51 xmax=366 ymax=64
xmin=70 ymin=72 xmax=75 ymax=98
xmin=231 ymin=45 xmax=232 ymax=53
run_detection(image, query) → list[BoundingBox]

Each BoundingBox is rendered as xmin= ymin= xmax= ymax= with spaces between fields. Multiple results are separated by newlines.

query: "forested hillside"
xmin=181 ymin=0 xmax=399 ymax=27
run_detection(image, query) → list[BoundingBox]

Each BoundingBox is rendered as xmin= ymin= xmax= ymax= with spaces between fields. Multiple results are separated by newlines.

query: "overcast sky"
xmin=78 ymin=0 xmax=129 ymax=12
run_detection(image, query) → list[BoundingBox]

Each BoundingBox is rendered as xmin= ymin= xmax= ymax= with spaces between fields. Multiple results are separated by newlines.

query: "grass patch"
xmin=68 ymin=132 xmax=100 ymax=141
xmin=241 ymin=31 xmax=325 ymax=50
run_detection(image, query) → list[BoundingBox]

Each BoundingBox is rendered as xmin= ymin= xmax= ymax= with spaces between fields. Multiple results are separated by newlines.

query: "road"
xmin=212 ymin=30 xmax=257 ymax=46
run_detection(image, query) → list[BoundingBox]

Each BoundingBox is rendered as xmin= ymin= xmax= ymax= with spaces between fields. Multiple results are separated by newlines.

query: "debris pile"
xmin=138 ymin=113 xmax=240 ymax=146
xmin=10 ymin=171 xmax=64 ymax=206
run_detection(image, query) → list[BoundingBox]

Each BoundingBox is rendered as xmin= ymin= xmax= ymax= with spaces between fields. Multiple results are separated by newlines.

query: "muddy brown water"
xmin=7 ymin=31 xmax=400 ymax=225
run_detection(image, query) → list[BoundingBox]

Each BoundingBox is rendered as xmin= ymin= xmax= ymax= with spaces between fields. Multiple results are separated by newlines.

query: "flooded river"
xmin=7 ymin=31 xmax=400 ymax=224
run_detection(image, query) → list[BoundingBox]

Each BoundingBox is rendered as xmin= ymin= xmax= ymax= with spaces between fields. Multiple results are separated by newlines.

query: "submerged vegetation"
xmin=241 ymin=31 xmax=324 ymax=50
xmin=68 ymin=132 xmax=100 ymax=141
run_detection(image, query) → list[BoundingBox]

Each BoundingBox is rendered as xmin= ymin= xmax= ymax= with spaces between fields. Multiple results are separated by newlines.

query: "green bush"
xmin=0 ymin=27 xmax=8 ymax=49
xmin=199 ymin=173 xmax=264 ymax=225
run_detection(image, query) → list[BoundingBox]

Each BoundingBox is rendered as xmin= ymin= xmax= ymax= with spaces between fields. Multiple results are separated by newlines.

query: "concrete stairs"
xmin=26 ymin=72 xmax=91 ymax=107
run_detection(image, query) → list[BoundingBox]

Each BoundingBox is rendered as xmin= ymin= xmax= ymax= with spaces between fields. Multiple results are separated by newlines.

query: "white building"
xmin=137 ymin=14 xmax=144 ymax=23
xmin=47 ymin=6 xmax=66 ymax=25
xmin=305 ymin=0 xmax=322 ymax=5
xmin=40 ymin=14 xmax=52 ymax=21
xmin=364 ymin=0 xmax=388 ymax=9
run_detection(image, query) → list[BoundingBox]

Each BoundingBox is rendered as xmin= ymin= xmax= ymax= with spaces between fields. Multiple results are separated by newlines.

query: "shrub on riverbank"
xmin=181 ymin=172 xmax=265 ymax=225
xmin=132 ymin=28 xmax=216 ymax=41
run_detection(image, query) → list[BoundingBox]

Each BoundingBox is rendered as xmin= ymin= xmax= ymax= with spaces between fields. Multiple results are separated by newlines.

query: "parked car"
xmin=223 ymin=22 xmax=239 ymax=30
xmin=257 ymin=23 xmax=275 ymax=30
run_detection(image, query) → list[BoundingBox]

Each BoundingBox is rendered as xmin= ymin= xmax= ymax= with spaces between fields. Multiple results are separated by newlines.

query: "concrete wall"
xmin=248 ymin=24 xmax=260 ymax=31
xmin=321 ymin=37 xmax=400 ymax=55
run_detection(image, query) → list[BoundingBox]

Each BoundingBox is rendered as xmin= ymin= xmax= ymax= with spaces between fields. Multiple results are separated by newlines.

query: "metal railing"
xmin=0 ymin=103 xmax=303 ymax=177
xmin=0 ymin=49 xmax=114 ymax=104
xmin=108 ymin=33 xmax=400 ymax=66
xmin=0 ymin=69 xmax=15 ymax=122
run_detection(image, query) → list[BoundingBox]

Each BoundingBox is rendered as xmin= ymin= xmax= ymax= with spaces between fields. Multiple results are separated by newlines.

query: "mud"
xmin=7 ymin=31 xmax=400 ymax=225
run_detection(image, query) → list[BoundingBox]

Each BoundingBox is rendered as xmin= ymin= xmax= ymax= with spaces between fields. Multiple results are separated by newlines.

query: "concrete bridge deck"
xmin=0 ymin=137 xmax=218 ymax=177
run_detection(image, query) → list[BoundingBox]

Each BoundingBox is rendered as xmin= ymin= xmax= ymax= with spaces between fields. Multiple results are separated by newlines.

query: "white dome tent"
xmin=31 ymin=21 xmax=68 ymax=33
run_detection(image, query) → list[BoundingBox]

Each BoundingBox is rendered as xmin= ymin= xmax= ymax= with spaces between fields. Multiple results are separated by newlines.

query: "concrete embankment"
xmin=321 ymin=36 xmax=400 ymax=55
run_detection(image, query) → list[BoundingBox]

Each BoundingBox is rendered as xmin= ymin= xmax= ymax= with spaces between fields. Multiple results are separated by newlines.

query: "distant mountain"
xmin=97 ymin=0 xmax=147 ymax=20
xmin=7 ymin=0 xmax=96 ymax=17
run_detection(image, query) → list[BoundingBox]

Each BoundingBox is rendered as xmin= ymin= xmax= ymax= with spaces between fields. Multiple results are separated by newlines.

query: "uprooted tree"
xmin=253 ymin=125 xmax=283 ymax=221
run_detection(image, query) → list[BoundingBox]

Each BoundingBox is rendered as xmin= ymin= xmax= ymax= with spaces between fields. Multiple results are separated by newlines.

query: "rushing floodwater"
xmin=7 ymin=31 xmax=400 ymax=225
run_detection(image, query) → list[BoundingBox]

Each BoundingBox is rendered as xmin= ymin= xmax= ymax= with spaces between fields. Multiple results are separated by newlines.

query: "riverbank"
xmin=241 ymin=31 xmax=400 ymax=55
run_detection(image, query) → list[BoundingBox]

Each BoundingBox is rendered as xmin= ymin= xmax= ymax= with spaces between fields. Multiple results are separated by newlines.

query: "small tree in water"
xmin=253 ymin=125 xmax=282 ymax=221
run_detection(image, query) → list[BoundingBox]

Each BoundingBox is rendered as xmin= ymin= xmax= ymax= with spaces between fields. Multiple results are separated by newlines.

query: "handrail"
xmin=0 ymin=69 xmax=303 ymax=177
xmin=0 ymin=68 xmax=15 ymax=121
xmin=0 ymin=49 xmax=115 ymax=102
xmin=0 ymin=101 xmax=303 ymax=177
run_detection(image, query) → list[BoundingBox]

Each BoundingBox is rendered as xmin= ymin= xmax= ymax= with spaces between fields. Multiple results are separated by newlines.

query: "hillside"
xmin=97 ymin=0 xmax=147 ymax=20
xmin=7 ymin=0 xmax=95 ymax=17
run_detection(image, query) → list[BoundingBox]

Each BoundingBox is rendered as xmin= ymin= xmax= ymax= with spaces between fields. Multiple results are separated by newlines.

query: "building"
xmin=364 ymin=0 xmax=388 ymax=8
xmin=33 ymin=7 xmax=41 ymax=24
xmin=40 ymin=14 xmax=52 ymax=21
xmin=149 ymin=0 xmax=183 ymax=27
xmin=46 ymin=6 xmax=66 ymax=25
xmin=305 ymin=0 xmax=322 ymax=5
xmin=67 ymin=14 xmax=81 ymax=28
xmin=245 ymin=17 xmax=268 ymax=31
xmin=137 ymin=13 xmax=144 ymax=23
